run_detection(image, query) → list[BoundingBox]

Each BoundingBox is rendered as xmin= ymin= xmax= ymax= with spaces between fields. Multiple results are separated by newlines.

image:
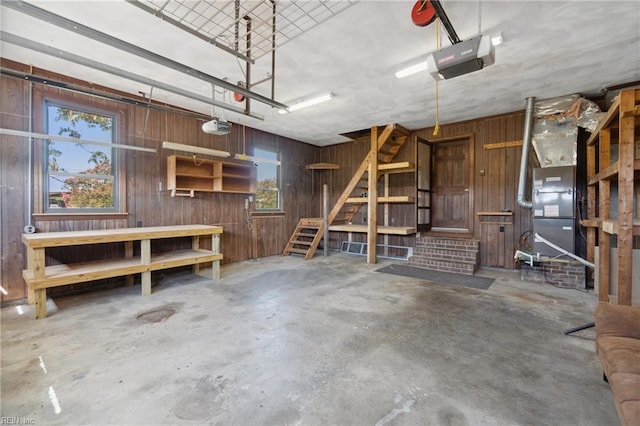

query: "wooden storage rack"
xmin=167 ymin=155 xmax=256 ymax=197
xmin=582 ymin=88 xmax=640 ymax=305
xmin=22 ymin=225 xmax=223 ymax=319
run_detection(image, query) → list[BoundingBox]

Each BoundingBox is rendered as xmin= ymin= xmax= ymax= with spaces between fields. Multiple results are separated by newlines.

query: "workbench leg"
xmin=34 ymin=289 xmax=47 ymax=320
xmin=212 ymin=234 xmax=220 ymax=280
xmin=124 ymin=241 xmax=134 ymax=286
xmin=141 ymin=271 xmax=152 ymax=296
xmin=212 ymin=260 xmax=220 ymax=281
xmin=27 ymin=286 xmax=36 ymax=305
xmin=141 ymin=239 xmax=151 ymax=296
xmin=192 ymin=236 xmax=201 ymax=275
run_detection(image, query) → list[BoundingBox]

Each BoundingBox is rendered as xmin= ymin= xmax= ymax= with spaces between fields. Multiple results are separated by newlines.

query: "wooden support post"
xmin=367 ymin=127 xmax=379 ymax=264
xmin=323 ymin=184 xmax=329 ymax=256
xmin=586 ymin=144 xmax=596 ymax=264
xmin=26 ymin=247 xmax=40 ymax=304
xmin=192 ymin=235 xmax=201 ymax=275
xmin=598 ymin=129 xmax=611 ymax=303
xmin=212 ymin=234 xmax=221 ymax=280
xmin=34 ymin=289 xmax=47 ymax=320
xmin=617 ymin=91 xmax=635 ymax=305
xmin=141 ymin=239 xmax=151 ymax=296
xmin=124 ymin=241 xmax=134 ymax=286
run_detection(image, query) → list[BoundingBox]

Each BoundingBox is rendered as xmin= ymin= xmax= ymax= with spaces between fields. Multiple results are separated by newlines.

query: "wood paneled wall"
xmin=1 ymin=59 xmax=534 ymax=303
xmin=0 ymin=60 xmax=319 ymax=302
xmin=319 ymin=113 xmax=532 ymax=269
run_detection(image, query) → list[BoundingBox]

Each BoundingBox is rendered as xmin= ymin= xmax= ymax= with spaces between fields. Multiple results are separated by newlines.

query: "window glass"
xmin=45 ymin=104 xmax=116 ymax=211
xmin=254 ymin=147 xmax=280 ymax=210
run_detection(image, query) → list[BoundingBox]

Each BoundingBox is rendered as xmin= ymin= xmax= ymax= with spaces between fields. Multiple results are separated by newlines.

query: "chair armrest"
xmin=594 ymin=303 xmax=640 ymax=339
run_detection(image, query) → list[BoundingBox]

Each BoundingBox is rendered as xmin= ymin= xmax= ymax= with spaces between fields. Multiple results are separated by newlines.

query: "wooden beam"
xmin=586 ymin=143 xmax=596 ymax=263
xmin=368 ymin=127 xmax=379 ymax=264
xmin=598 ymin=129 xmax=611 ymax=303
xmin=483 ymin=140 xmax=523 ymax=150
xmin=617 ymin=90 xmax=635 ymax=305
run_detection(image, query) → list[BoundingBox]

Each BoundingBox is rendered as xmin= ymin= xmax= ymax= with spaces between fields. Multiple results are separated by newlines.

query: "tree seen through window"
xmin=46 ymin=104 xmax=116 ymax=210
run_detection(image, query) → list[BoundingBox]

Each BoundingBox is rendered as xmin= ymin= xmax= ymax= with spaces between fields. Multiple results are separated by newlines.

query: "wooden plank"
xmin=22 ymin=224 xmax=223 ymax=248
xmin=346 ymin=196 xmax=415 ymax=203
xmin=587 ymin=95 xmax=621 ymax=145
xmin=377 ymin=161 xmax=415 ymax=174
xmin=617 ymin=90 xmax=636 ymax=305
xmin=305 ymin=163 xmax=340 ymax=170
xmin=368 ymin=127 xmax=379 ymax=264
xmin=483 ymin=140 xmax=523 ymax=150
xmin=328 ymin=224 xmax=416 ymax=235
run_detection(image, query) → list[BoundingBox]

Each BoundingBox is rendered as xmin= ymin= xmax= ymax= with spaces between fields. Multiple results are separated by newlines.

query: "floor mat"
xmin=375 ymin=264 xmax=494 ymax=290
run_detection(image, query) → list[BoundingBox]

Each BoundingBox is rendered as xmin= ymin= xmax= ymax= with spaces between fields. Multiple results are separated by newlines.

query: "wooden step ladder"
xmin=282 ymin=218 xmax=324 ymax=260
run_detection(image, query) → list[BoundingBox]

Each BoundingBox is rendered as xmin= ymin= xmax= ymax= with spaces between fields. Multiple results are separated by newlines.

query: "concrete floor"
xmin=1 ymin=254 xmax=617 ymax=425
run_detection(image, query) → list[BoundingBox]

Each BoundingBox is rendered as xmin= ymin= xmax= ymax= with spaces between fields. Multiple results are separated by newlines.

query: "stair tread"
xmin=286 ymin=248 xmax=310 ymax=254
xmin=291 ymin=240 xmax=313 ymax=246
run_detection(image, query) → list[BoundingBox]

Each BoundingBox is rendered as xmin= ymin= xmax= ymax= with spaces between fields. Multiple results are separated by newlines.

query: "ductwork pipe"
xmin=517 ymin=97 xmax=535 ymax=209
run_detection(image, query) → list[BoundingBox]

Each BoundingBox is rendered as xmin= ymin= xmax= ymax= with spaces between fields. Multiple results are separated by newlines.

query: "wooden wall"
xmin=0 ymin=60 xmax=320 ymax=302
xmin=1 ymin=58 xmax=534 ymax=303
xmin=319 ymin=113 xmax=532 ymax=269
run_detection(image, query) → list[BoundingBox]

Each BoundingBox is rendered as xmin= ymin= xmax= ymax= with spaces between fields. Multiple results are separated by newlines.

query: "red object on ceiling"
xmin=411 ymin=0 xmax=437 ymax=27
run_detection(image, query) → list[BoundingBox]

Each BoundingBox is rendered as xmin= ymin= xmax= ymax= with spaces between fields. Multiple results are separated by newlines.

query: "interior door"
xmin=417 ymin=138 xmax=431 ymax=232
xmin=432 ymin=138 xmax=471 ymax=231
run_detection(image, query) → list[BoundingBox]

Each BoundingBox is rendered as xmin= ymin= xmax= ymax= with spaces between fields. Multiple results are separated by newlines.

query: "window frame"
xmin=254 ymin=146 xmax=281 ymax=211
xmin=33 ymin=89 xmax=127 ymax=216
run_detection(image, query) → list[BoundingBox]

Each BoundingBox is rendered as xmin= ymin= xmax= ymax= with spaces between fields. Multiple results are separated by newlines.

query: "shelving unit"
xmin=583 ymin=88 xmax=640 ymax=306
xmin=167 ymin=155 xmax=256 ymax=197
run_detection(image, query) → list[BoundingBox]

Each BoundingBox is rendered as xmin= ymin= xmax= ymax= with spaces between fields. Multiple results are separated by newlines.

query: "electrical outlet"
xmin=499 ymin=225 xmax=504 ymax=232
xmin=137 ymin=221 xmax=143 ymax=227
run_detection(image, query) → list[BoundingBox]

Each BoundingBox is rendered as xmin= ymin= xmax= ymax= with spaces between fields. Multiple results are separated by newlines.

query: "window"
xmin=44 ymin=102 xmax=117 ymax=212
xmin=254 ymin=147 xmax=280 ymax=210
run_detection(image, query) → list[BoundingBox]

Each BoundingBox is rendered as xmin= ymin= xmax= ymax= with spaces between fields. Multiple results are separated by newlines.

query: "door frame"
xmin=424 ymin=133 xmax=475 ymax=237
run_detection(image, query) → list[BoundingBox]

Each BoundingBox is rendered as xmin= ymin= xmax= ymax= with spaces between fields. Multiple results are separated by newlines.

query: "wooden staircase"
xmin=283 ymin=124 xmax=411 ymax=260
xmin=282 ymin=218 xmax=324 ymax=260
xmin=329 ymin=124 xmax=410 ymax=225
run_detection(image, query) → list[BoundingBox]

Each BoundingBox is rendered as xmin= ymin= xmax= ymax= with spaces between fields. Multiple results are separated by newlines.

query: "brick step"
xmin=411 ymin=248 xmax=479 ymax=265
xmin=409 ymin=237 xmax=480 ymax=275
xmin=408 ymin=257 xmax=477 ymax=275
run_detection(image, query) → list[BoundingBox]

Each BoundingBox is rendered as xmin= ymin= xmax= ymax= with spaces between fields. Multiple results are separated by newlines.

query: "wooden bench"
xmin=22 ymin=224 xmax=223 ymax=319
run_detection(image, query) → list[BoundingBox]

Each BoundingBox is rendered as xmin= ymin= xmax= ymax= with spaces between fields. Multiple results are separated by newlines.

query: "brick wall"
xmin=520 ymin=259 xmax=586 ymax=289
xmin=409 ymin=236 xmax=480 ymax=275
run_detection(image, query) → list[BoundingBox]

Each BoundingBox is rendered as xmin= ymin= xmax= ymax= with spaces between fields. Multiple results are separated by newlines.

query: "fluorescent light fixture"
xmin=162 ymin=141 xmax=230 ymax=158
xmin=0 ymin=128 xmax=156 ymax=153
xmin=491 ymin=32 xmax=503 ymax=46
xmin=279 ymin=92 xmax=334 ymax=114
xmin=234 ymin=153 xmax=281 ymax=165
xmin=395 ymin=61 xmax=429 ymax=79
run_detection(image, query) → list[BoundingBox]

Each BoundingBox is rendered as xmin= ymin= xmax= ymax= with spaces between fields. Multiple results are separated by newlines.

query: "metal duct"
xmin=517 ymin=97 xmax=535 ymax=209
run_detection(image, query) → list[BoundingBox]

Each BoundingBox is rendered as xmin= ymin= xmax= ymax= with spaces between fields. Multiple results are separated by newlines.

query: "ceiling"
xmin=1 ymin=1 xmax=639 ymax=146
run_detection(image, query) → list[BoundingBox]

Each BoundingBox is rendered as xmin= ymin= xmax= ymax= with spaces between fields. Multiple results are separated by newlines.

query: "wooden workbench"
xmin=22 ymin=224 xmax=223 ymax=319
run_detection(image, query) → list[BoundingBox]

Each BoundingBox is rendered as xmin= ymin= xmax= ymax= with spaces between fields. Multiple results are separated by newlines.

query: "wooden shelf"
xmin=346 ymin=196 xmax=415 ymax=203
xmin=477 ymin=211 xmax=513 ymax=225
xmin=378 ymin=161 xmax=415 ymax=174
xmin=328 ymin=224 xmax=416 ymax=235
xmin=168 ymin=155 xmax=255 ymax=196
xmin=585 ymin=88 xmax=640 ymax=306
xmin=306 ymin=163 xmax=340 ymax=170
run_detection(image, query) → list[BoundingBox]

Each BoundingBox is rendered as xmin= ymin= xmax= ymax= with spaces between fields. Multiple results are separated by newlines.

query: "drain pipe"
xmin=517 ymin=97 xmax=535 ymax=209
xmin=534 ymin=233 xmax=595 ymax=269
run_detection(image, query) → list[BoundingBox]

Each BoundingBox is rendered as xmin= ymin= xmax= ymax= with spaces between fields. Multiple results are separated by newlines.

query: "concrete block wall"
xmin=409 ymin=236 xmax=480 ymax=275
